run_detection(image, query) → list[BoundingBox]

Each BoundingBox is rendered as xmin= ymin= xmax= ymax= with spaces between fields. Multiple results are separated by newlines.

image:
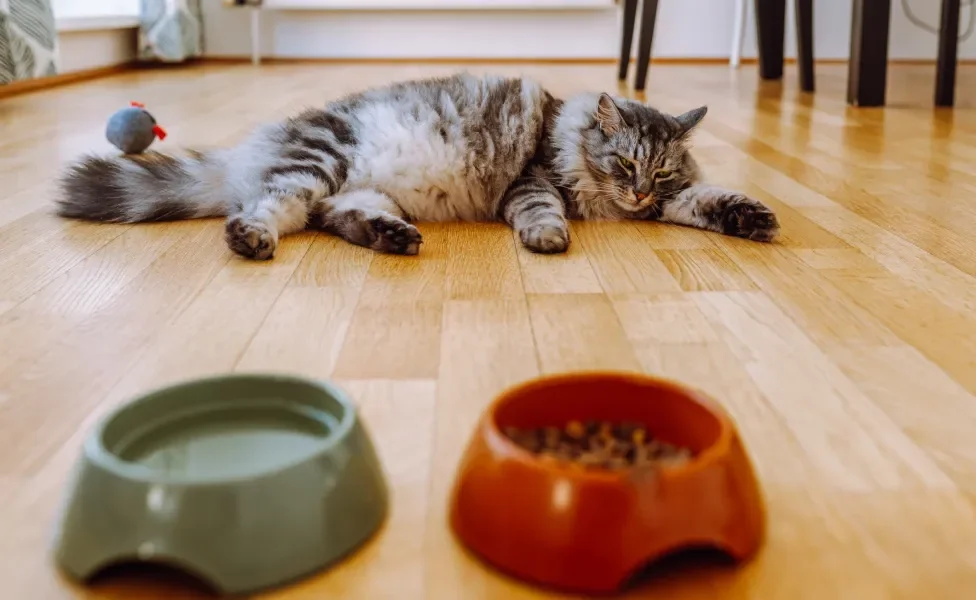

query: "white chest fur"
xmin=343 ymin=103 xmax=490 ymax=222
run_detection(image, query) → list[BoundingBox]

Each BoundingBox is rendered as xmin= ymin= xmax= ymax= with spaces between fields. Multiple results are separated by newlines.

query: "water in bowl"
xmin=114 ymin=400 xmax=339 ymax=479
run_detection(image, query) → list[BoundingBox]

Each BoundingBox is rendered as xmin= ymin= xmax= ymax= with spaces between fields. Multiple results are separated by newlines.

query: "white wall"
xmin=52 ymin=0 xmax=139 ymax=74
xmin=203 ymin=0 xmax=976 ymax=60
xmin=58 ymin=27 xmax=138 ymax=74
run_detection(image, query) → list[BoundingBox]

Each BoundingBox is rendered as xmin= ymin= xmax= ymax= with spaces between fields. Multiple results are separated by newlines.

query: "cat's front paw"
xmin=367 ymin=215 xmax=423 ymax=255
xmin=520 ymin=224 xmax=570 ymax=254
xmin=225 ymin=216 xmax=278 ymax=260
xmin=720 ymin=198 xmax=780 ymax=242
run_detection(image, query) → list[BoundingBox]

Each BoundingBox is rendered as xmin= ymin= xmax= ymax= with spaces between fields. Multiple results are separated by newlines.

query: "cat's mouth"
xmin=630 ymin=189 xmax=656 ymax=210
xmin=611 ymin=190 xmax=655 ymax=214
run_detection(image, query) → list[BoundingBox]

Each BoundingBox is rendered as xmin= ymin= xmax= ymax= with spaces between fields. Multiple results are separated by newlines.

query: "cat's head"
xmin=573 ymin=94 xmax=706 ymax=216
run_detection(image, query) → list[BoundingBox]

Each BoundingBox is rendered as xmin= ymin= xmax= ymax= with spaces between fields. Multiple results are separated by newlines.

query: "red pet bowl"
xmin=448 ymin=371 xmax=765 ymax=594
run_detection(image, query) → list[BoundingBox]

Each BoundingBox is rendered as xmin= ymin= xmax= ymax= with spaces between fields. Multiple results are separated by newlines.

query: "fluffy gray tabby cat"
xmin=56 ymin=73 xmax=779 ymax=260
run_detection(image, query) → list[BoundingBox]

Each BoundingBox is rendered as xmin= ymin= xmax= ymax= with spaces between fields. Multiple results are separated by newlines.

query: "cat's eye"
xmin=616 ymin=156 xmax=633 ymax=172
xmin=655 ymin=169 xmax=674 ymax=180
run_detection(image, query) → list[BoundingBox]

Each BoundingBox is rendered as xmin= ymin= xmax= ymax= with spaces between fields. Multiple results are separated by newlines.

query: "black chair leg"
xmin=634 ymin=0 xmax=659 ymax=91
xmin=755 ymin=0 xmax=786 ymax=79
xmin=618 ymin=0 xmax=639 ymax=81
xmin=936 ymin=0 xmax=961 ymax=107
xmin=795 ymin=0 xmax=814 ymax=92
xmin=847 ymin=0 xmax=892 ymax=106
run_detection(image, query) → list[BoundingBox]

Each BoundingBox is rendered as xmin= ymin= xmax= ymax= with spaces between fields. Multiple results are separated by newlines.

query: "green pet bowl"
xmin=51 ymin=374 xmax=389 ymax=595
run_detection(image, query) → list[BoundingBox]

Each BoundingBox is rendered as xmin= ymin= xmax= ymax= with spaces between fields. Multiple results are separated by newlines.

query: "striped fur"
xmin=659 ymin=184 xmax=780 ymax=241
xmin=55 ymin=72 xmax=779 ymax=260
xmin=500 ymin=168 xmax=569 ymax=253
xmin=57 ymin=151 xmax=226 ymax=223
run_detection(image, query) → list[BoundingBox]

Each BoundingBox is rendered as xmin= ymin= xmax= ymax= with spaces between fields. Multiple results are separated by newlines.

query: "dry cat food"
xmin=502 ymin=420 xmax=693 ymax=470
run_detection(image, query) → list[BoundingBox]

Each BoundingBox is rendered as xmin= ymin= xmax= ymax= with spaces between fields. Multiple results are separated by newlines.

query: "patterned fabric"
xmin=139 ymin=0 xmax=204 ymax=63
xmin=0 ymin=0 xmax=58 ymax=85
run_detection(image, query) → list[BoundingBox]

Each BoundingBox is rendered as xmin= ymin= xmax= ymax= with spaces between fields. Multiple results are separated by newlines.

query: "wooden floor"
xmin=2 ymin=62 xmax=976 ymax=599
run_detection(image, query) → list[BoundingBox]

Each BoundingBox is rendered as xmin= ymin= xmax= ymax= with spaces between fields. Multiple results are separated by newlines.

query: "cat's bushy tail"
xmin=55 ymin=150 xmax=228 ymax=223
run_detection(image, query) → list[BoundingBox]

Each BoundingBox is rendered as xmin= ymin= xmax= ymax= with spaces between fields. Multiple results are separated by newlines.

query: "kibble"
xmin=502 ymin=420 xmax=693 ymax=470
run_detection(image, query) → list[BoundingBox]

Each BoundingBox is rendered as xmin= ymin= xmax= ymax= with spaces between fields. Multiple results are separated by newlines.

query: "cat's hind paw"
xmin=225 ymin=215 xmax=278 ymax=260
xmin=368 ymin=215 xmax=423 ymax=255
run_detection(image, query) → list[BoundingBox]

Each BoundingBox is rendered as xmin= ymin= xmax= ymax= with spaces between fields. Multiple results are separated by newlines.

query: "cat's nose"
xmin=635 ymin=192 xmax=648 ymax=201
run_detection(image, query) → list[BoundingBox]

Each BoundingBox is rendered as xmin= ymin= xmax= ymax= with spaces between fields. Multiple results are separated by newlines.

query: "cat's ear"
xmin=675 ymin=106 xmax=708 ymax=134
xmin=596 ymin=93 xmax=625 ymax=136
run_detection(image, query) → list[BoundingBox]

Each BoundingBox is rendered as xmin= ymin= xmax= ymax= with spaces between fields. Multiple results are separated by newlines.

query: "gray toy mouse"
xmin=105 ymin=101 xmax=167 ymax=154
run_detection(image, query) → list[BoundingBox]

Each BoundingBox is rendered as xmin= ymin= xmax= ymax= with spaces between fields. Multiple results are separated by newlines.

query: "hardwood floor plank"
xmin=425 ymin=299 xmax=541 ymax=599
xmin=332 ymin=225 xmax=449 ymax=379
xmin=0 ymin=222 xmax=208 ymax=378
xmin=516 ymin=223 xmax=603 ymax=294
xmin=619 ymin=489 xmax=976 ymax=598
xmin=289 ymin=234 xmax=375 ymax=288
xmin=75 ymin=232 xmax=315 ymax=411
xmin=791 ymin=247 xmax=887 ymax=273
xmin=633 ymin=220 xmax=719 ymax=249
xmin=713 ymin=239 xmax=900 ymax=346
xmin=707 ymin=119 xmax=976 ymax=276
xmin=0 ymin=224 xmax=232 ymax=476
xmin=612 ymin=292 xmax=721 ymax=346
xmin=803 ymin=207 xmax=976 ymax=315
xmin=822 ymin=271 xmax=976 ymax=395
xmin=827 ymin=344 xmax=976 ymax=490
xmin=0 ymin=220 xmax=131 ymax=307
xmin=526 ymin=293 xmax=641 ymax=373
xmin=656 ymin=248 xmax=758 ymax=291
xmin=746 ymin=194 xmax=854 ymax=250
xmin=695 ymin=291 xmax=952 ymax=491
xmin=573 ymin=221 xmax=682 ymax=294
xmin=280 ymin=379 xmax=436 ymax=599
xmin=7 ymin=222 xmax=202 ymax=319
xmin=445 ymin=223 xmax=523 ymax=300
xmin=235 ymin=286 xmax=361 ymax=377
xmin=0 ymin=183 xmax=57 ymax=228
xmin=613 ymin=292 xmax=830 ymax=486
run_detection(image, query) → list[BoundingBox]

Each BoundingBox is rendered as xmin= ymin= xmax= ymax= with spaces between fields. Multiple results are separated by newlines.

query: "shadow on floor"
xmin=620 ymin=546 xmax=742 ymax=597
xmin=86 ymin=561 xmax=218 ymax=598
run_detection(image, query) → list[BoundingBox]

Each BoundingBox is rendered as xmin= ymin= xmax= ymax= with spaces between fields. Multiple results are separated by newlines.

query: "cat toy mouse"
xmin=105 ymin=101 xmax=168 ymax=154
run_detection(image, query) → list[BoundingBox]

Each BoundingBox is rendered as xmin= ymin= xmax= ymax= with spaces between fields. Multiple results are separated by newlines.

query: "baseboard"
xmin=202 ymin=55 xmax=975 ymax=66
xmin=204 ymin=56 xmax=738 ymax=65
xmin=201 ymin=56 xmax=843 ymax=65
xmin=0 ymin=62 xmax=136 ymax=100
xmin=203 ymin=55 xmax=622 ymax=64
xmin=261 ymin=0 xmax=615 ymax=8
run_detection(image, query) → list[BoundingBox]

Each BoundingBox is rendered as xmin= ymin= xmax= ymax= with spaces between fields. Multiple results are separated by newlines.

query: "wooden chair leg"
xmin=755 ymin=0 xmax=786 ymax=79
xmin=618 ymin=0 xmax=639 ymax=81
xmin=634 ymin=0 xmax=659 ymax=91
xmin=936 ymin=0 xmax=961 ymax=107
xmin=847 ymin=0 xmax=892 ymax=106
xmin=795 ymin=0 xmax=814 ymax=91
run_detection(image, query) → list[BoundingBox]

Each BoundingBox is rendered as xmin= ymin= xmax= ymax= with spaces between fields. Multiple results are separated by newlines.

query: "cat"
xmin=55 ymin=72 xmax=779 ymax=260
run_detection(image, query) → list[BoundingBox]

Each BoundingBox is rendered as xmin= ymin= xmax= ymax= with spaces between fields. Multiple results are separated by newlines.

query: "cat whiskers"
xmin=556 ymin=182 xmax=608 ymax=192
xmin=567 ymin=183 xmax=622 ymax=196
xmin=644 ymin=203 xmax=663 ymax=219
